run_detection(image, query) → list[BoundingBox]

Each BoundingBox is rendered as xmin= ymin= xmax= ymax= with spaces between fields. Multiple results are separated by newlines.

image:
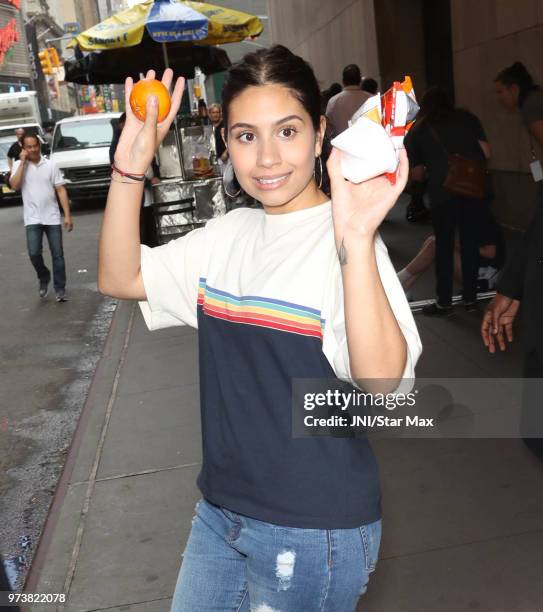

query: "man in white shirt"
xmin=10 ymin=133 xmax=73 ymax=301
xmin=325 ymin=64 xmax=372 ymax=138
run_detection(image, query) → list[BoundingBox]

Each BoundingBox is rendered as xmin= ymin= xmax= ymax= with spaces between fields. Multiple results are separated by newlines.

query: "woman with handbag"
xmin=404 ymin=86 xmax=491 ymax=316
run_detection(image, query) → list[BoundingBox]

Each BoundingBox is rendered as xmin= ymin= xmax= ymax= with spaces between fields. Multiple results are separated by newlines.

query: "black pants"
xmin=521 ymin=350 xmax=543 ymax=460
xmin=430 ymin=197 xmax=486 ymax=306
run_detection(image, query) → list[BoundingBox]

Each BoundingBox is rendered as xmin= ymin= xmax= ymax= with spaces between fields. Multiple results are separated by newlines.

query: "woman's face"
xmin=226 ymin=84 xmax=325 ymax=213
xmin=495 ymin=80 xmax=518 ymax=110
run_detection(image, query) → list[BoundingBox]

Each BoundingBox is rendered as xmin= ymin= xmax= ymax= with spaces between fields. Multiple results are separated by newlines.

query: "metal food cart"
xmin=152 ymin=114 xmax=227 ymax=244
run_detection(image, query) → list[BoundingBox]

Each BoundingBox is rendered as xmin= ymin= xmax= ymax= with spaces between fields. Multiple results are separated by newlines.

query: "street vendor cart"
xmin=152 ymin=113 xmax=227 ymax=244
xmin=64 ymin=0 xmax=264 ymax=244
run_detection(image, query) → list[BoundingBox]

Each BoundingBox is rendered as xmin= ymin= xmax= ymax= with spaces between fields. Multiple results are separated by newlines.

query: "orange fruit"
xmin=129 ymin=79 xmax=171 ymax=123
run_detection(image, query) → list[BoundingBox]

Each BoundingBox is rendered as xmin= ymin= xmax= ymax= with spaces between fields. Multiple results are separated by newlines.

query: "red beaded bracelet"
xmin=111 ymin=164 xmax=146 ymax=182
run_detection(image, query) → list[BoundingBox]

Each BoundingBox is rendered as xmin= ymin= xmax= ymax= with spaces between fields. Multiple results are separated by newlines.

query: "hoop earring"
xmin=222 ymin=159 xmax=241 ymax=198
xmin=315 ymin=155 xmax=323 ymax=189
xmin=223 ymin=182 xmax=241 ymax=198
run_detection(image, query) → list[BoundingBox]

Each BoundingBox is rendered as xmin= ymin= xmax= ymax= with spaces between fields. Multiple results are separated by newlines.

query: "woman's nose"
xmin=257 ymin=138 xmax=281 ymax=168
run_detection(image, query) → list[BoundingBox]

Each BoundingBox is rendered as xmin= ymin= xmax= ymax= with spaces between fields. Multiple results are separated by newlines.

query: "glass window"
xmin=53 ymin=119 xmax=116 ymax=151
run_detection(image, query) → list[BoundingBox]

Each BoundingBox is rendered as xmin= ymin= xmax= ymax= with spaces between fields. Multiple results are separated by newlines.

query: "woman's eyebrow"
xmin=229 ymin=115 xmax=305 ymax=131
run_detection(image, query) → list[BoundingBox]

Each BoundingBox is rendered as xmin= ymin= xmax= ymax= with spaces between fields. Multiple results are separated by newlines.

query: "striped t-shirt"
xmin=139 ymin=202 xmax=421 ymax=528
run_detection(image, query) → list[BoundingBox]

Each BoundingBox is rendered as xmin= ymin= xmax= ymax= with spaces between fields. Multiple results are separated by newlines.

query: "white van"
xmin=51 ymin=112 xmax=121 ymax=201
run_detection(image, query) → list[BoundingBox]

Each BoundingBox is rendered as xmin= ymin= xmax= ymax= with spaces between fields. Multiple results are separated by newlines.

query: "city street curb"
xmin=22 ymin=299 xmax=136 ymax=603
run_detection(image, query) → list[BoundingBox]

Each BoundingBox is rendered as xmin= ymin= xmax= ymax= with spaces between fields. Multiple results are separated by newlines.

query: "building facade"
xmin=451 ymin=0 xmax=543 ymax=228
xmin=0 ymin=0 xmax=32 ymax=93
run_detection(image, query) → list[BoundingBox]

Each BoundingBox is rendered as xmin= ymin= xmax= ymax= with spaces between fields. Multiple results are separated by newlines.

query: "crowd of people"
xmin=321 ymin=61 xmax=540 ymax=325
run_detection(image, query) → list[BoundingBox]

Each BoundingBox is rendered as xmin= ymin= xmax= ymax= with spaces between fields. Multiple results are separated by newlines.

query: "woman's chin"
xmin=243 ymin=187 xmax=292 ymax=209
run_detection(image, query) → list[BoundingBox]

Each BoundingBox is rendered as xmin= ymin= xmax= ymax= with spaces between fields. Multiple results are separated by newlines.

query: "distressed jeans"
xmin=171 ymin=498 xmax=381 ymax=612
xmin=25 ymin=224 xmax=66 ymax=291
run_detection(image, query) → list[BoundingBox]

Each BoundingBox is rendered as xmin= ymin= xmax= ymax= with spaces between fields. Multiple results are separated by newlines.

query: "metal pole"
xmin=161 ymin=43 xmax=182 ymax=179
xmin=174 ymin=120 xmax=186 ymax=180
xmin=162 ymin=43 xmax=169 ymax=70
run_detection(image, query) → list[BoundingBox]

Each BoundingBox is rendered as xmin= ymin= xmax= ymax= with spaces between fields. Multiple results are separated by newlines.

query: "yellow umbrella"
xmin=68 ymin=0 xmax=263 ymax=51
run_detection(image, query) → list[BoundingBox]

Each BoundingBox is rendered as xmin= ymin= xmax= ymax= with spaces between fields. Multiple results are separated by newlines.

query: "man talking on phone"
xmin=10 ymin=133 xmax=73 ymax=302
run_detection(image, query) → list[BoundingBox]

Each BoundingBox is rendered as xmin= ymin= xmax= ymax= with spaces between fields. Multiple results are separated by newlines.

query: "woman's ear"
xmin=315 ymin=115 xmax=327 ymax=157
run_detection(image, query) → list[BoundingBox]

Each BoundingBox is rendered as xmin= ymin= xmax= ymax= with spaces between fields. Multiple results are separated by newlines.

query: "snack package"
xmin=331 ymin=76 xmax=419 ymax=184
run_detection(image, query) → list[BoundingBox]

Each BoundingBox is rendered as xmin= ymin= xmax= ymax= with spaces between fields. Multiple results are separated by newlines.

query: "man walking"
xmin=325 ymin=64 xmax=372 ymax=138
xmin=9 ymin=133 xmax=73 ymax=301
xmin=7 ymin=127 xmax=25 ymax=170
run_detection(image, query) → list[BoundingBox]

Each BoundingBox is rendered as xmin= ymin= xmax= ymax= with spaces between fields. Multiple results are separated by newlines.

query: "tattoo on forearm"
xmin=338 ymin=238 xmax=348 ymax=266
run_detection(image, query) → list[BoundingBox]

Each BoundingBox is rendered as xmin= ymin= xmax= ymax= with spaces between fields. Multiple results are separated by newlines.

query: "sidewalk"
xmin=27 ymin=209 xmax=543 ymax=612
xmin=28 ymin=301 xmax=201 ymax=611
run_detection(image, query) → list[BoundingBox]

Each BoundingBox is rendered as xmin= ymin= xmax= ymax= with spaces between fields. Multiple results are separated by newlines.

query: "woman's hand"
xmin=114 ymin=69 xmax=185 ymax=175
xmin=327 ymin=147 xmax=409 ymax=246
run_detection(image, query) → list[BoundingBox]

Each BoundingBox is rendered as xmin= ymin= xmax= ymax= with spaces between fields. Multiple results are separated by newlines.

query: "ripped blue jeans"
xmin=170 ymin=499 xmax=381 ymax=612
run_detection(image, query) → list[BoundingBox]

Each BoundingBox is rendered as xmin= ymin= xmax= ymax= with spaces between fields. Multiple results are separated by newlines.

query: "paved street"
xmin=8 ymin=197 xmax=540 ymax=612
xmin=0 ymin=199 xmax=115 ymax=589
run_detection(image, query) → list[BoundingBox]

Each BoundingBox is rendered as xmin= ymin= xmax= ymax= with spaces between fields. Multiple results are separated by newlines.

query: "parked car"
xmin=50 ymin=113 xmax=121 ymax=202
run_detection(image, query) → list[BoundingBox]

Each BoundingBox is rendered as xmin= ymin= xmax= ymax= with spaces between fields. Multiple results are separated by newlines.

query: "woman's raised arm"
xmin=98 ymin=69 xmax=184 ymax=300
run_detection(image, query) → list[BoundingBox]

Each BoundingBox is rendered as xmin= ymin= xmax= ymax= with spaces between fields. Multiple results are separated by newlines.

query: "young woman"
xmin=98 ymin=46 xmax=421 ymax=611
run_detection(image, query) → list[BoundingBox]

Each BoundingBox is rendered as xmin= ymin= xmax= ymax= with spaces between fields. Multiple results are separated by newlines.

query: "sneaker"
xmin=422 ymin=302 xmax=454 ymax=317
xmin=39 ymin=281 xmax=49 ymax=298
xmin=55 ymin=289 xmax=68 ymax=302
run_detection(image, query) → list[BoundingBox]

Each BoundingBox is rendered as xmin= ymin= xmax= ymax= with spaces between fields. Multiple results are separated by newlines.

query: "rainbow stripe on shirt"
xmin=197 ymin=278 xmax=325 ymax=340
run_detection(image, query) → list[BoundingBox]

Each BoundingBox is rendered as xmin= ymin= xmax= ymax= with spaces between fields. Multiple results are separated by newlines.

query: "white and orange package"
xmin=331 ymin=76 xmax=419 ymax=184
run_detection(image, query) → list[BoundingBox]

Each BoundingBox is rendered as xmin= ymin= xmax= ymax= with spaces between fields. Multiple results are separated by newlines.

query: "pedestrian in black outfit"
xmin=405 ymin=87 xmax=491 ymax=315
xmin=110 ymin=112 xmax=159 ymax=247
xmin=109 ymin=113 xmax=126 ymax=166
xmin=7 ymin=127 xmax=25 ymax=171
xmin=482 ymin=62 xmax=543 ymax=462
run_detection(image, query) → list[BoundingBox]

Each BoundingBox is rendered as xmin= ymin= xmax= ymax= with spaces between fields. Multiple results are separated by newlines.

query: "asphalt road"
xmin=0 ymin=199 xmax=116 ymax=589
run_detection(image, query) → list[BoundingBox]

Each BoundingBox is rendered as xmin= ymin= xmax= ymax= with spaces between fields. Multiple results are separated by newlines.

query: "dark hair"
xmin=113 ymin=112 xmax=126 ymax=129
xmin=495 ymin=61 xmax=539 ymax=106
xmin=321 ymin=82 xmax=342 ymax=111
xmin=325 ymin=82 xmax=342 ymax=99
xmin=22 ymin=133 xmax=40 ymax=146
xmin=221 ymin=45 xmax=330 ymax=195
xmin=361 ymin=77 xmax=378 ymax=95
xmin=342 ymin=64 xmax=361 ymax=86
xmin=417 ymin=86 xmax=454 ymax=124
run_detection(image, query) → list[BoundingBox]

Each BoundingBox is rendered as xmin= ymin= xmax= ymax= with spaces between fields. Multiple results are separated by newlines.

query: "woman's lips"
xmin=252 ymin=172 xmax=292 ymax=191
